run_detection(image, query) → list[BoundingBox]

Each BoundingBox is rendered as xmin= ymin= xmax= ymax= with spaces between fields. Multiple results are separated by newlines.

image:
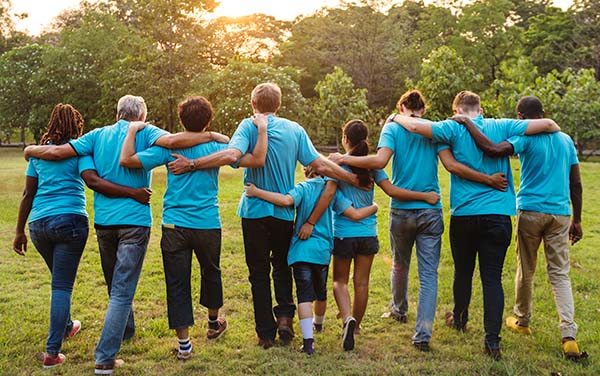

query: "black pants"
xmin=161 ymin=226 xmax=223 ymax=329
xmin=449 ymin=215 xmax=512 ymax=349
xmin=242 ymin=217 xmax=295 ymax=340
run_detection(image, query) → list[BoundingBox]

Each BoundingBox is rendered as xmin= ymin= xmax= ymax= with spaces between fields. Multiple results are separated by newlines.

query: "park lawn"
xmin=0 ymin=147 xmax=598 ymax=376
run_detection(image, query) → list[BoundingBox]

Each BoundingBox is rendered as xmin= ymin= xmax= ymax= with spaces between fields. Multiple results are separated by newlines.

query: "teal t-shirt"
xmin=431 ymin=115 xmax=529 ymax=216
xmin=508 ymin=132 xmax=578 ymax=215
xmin=26 ymin=153 xmax=93 ymax=222
xmin=327 ymin=166 xmax=388 ymax=238
xmin=378 ymin=121 xmax=442 ymax=209
xmin=69 ymin=120 xmax=168 ymax=226
xmin=229 ymin=115 xmax=320 ymax=221
xmin=137 ymin=142 xmax=229 ymax=229
xmin=287 ymin=178 xmax=351 ymax=266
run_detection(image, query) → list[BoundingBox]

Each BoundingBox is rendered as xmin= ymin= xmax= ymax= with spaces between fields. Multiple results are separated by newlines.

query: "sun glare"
xmin=214 ymin=0 xmax=340 ymax=20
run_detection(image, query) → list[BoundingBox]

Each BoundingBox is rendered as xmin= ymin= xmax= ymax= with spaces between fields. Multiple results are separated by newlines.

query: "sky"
xmin=11 ymin=0 xmax=574 ymax=36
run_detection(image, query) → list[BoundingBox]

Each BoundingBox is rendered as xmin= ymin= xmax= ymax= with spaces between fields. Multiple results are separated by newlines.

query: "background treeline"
xmin=0 ymin=0 xmax=599 ymax=156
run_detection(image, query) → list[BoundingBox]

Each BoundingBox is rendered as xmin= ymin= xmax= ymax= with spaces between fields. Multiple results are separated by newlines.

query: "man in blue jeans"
xmin=392 ymin=91 xmax=559 ymax=359
xmin=24 ymin=95 xmax=227 ymax=374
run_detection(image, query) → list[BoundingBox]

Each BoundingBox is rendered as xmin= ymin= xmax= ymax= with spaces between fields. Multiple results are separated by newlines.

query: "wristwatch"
xmin=189 ymin=160 xmax=196 ymax=171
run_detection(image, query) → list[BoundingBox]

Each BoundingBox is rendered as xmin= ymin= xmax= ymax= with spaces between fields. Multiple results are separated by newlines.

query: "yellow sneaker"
xmin=562 ymin=338 xmax=588 ymax=361
xmin=505 ymin=316 xmax=532 ymax=335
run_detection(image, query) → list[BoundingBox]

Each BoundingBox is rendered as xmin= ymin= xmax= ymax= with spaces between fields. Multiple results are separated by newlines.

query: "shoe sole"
xmin=94 ymin=369 xmax=115 ymax=375
xmin=342 ymin=319 xmax=356 ymax=351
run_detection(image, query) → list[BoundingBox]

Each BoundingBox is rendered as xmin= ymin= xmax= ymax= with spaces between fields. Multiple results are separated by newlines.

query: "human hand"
xmin=132 ymin=188 xmax=152 ymax=204
xmin=252 ymin=114 xmax=268 ymax=130
xmin=244 ymin=183 xmax=258 ymax=197
xmin=425 ymin=192 xmax=441 ymax=205
xmin=328 ymin=152 xmax=344 ymax=165
xmin=450 ymin=115 xmax=470 ymax=125
xmin=168 ymin=153 xmax=193 ymax=175
xmin=13 ymin=232 xmax=27 ymax=256
xmin=210 ymin=131 xmax=230 ymax=144
xmin=569 ymin=222 xmax=583 ymax=245
xmin=297 ymin=222 xmax=314 ymax=240
xmin=488 ymin=173 xmax=508 ymax=191
xmin=128 ymin=121 xmax=147 ymax=133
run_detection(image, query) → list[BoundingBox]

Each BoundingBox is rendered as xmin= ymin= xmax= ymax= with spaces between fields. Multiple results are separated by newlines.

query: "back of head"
xmin=251 ymin=83 xmax=281 ymax=114
xmin=40 ymin=103 xmax=84 ymax=145
xmin=516 ymin=96 xmax=544 ymax=119
xmin=117 ymin=95 xmax=147 ymax=122
xmin=178 ymin=96 xmax=213 ymax=132
xmin=452 ymin=91 xmax=481 ymax=114
xmin=343 ymin=119 xmax=371 ymax=187
xmin=397 ymin=90 xmax=426 ymax=116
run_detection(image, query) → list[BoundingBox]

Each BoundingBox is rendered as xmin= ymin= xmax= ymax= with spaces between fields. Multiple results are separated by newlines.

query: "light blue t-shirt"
xmin=287 ymin=178 xmax=352 ymax=266
xmin=26 ymin=153 xmax=94 ymax=222
xmin=229 ymin=115 xmax=320 ymax=221
xmin=327 ymin=166 xmax=388 ymax=238
xmin=431 ymin=115 xmax=529 ymax=216
xmin=136 ymin=142 xmax=229 ymax=229
xmin=378 ymin=121 xmax=442 ymax=209
xmin=508 ymin=132 xmax=578 ymax=215
xmin=69 ymin=120 xmax=168 ymax=226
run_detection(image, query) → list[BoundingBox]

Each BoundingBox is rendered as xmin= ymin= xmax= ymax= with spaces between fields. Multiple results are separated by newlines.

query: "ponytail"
xmin=342 ymin=120 xmax=371 ymax=187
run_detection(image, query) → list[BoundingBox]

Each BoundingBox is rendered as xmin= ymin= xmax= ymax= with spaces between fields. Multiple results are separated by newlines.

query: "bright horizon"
xmin=12 ymin=0 xmax=575 ymax=36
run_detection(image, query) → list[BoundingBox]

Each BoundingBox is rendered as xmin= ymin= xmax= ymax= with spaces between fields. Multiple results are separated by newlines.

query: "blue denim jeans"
xmin=29 ymin=214 xmax=89 ymax=355
xmin=449 ymin=215 xmax=512 ymax=350
xmin=389 ymin=208 xmax=443 ymax=343
xmin=292 ymin=262 xmax=329 ymax=304
xmin=94 ymin=226 xmax=150 ymax=366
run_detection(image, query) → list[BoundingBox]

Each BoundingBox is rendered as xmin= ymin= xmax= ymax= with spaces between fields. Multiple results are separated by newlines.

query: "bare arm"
xmin=119 ymin=122 xmax=145 ymax=168
xmin=343 ymin=203 xmax=378 ymax=220
xmin=13 ymin=176 xmax=38 ymax=255
xmin=391 ymin=114 xmax=433 ymax=139
xmin=297 ymin=180 xmax=337 ymax=240
xmin=451 ymin=115 xmax=514 ymax=157
xmin=154 ymin=130 xmax=230 ymax=149
xmin=310 ymin=157 xmax=362 ymax=188
xmin=524 ymin=119 xmax=560 ymax=135
xmin=569 ymin=164 xmax=583 ymax=245
xmin=244 ymin=183 xmax=294 ymax=207
xmin=329 ymin=147 xmax=393 ymax=169
xmin=378 ymin=179 xmax=440 ymax=205
xmin=438 ymin=149 xmax=508 ymax=191
xmin=24 ymin=144 xmax=77 ymax=161
xmin=238 ymin=114 xmax=268 ymax=168
xmin=167 ymin=148 xmax=243 ymax=175
xmin=81 ymin=170 xmax=152 ymax=204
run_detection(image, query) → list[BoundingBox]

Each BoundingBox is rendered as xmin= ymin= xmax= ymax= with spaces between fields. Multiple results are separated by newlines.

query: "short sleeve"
xmin=297 ymin=127 xmax=320 ymax=166
xmin=377 ymin=123 xmax=396 ymax=152
xmin=287 ymin=182 xmax=305 ymax=208
xmin=372 ymin=169 xmax=388 ymax=183
xmin=145 ymin=124 xmax=169 ymax=146
xmin=431 ymin=120 xmax=455 ymax=145
xmin=137 ymin=146 xmax=171 ymax=171
xmin=69 ymin=128 xmax=99 ymax=156
xmin=228 ymin=120 xmax=252 ymax=155
xmin=501 ymin=119 xmax=529 ymax=139
xmin=437 ymin=143 xmax=450 ymax=153
xmin=78 ymin=155 xmax=96 ymax=173
xmin=25 ymin=160 xmax=38 ymax=178
xmin=507 ymin=135 xmax=527 ymax=155
xmin=332 ymin=190 xmax=352 ymax=215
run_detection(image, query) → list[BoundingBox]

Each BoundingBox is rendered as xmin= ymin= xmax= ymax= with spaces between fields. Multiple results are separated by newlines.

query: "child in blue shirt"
xmin=244 ymin=166 xmax=377 ymax=355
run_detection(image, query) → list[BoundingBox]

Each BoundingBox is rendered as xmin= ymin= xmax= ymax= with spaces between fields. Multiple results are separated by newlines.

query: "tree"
xmin=310 ymin=66 xmax=371 ymax=147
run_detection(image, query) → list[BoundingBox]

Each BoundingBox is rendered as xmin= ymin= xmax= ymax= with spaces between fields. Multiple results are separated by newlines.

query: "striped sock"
xmin=208 ymin=315 xmax=219 ymax=330
xmin=178 ymin=338 xmax=192 ymax=353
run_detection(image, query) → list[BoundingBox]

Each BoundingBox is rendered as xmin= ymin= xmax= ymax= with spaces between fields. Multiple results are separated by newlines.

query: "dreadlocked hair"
xmin=39 ymin=103 xmax=84 ymax=145
xmin=342 ymin=119 xmax=371 ymax=188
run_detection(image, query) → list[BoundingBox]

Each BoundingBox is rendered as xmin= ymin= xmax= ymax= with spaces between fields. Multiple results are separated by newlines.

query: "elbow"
xmin=224 ymin=151 xmax=240 ymax=165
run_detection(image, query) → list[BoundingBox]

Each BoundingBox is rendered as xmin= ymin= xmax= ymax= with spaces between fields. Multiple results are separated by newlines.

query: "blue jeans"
xmin=292 ymin=262 xmax=329 ymax=304
xmin=449 ymin=215 xmax=512 ymax=350
xmin=94 ymin=226 xmax=150 ymax=366
xmin=389 ymin=208 xmax=443 ymax=343
xmin=29 ymin=214 xmax=89 ymax=355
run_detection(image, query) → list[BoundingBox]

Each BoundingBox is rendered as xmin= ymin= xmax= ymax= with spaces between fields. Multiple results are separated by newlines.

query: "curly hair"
xmin=39 ymin=104 xmax=84 ymax=145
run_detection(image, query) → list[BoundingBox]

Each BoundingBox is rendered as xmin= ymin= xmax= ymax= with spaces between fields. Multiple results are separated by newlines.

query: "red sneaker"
xmin=43 ymin=353 xmax=66 ymax=369
xmin=64 ymin=320 xmax=81 ymax=339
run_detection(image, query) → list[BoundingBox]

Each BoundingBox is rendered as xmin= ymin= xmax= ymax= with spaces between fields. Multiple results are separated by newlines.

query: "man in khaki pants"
xmin=451 ymin=96 xmax=586 ymax=360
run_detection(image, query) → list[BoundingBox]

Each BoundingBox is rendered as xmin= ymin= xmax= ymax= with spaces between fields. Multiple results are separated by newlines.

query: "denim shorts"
xmin=292 ymin=262 xmax=328 ymax=303
xmin=333 ymin=236 xmax=379 ymax=259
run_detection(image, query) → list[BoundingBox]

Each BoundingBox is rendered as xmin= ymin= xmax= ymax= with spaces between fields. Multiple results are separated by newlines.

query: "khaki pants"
xmin=514 ymin=210 xmax=577 ymax=339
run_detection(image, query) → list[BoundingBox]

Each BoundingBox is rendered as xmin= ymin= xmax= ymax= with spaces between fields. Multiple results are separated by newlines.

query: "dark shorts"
xmin=332 ymin=236 xmax=379 ymax=259
xmin=292 ymin=262 xmax=328 ymax=304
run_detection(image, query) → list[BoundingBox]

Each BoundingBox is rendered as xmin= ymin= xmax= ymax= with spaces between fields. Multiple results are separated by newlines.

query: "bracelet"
xmin=306 ymin=220 xmax=315 ymax=226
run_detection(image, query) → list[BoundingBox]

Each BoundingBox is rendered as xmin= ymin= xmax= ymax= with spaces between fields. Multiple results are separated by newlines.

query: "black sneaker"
xmin=413 ymin=342 xmax=430 ymax=352
xmin=313 ymin=323 xmax=323 ymax=333
xmin=342 ymin=317 xmax=356 ymax=351
xmin=485 ymin=346 xmax=502 ymax=361
xmin=300 ymin=338 xmax=314 ymax=355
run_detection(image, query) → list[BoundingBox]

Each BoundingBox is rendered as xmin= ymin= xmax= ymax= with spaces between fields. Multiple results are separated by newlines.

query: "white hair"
xmin=116 ymin=95 xmax=147 ymax=121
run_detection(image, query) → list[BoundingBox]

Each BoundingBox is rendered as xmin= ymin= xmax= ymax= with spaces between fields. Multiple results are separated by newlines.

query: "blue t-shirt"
xmin=508 ymin=132 xmax=578 ymax=215
xmin=69 ymin=120 xmax=168 ymax=226
xmin=431 ymin=115 xmax=529 ymax=216
xmin=229 ymin=115 xmax=320 ymax=221
xmin=327 ymin=166 xmax=388 ymax=238
xmin=26 ymin=153 xmax=93 ymax=222
xmin=378 ymin=121 xmax=442 ymax=209
xmin=287 ymin=178 xmax=352 ymax=266
xmin=136 ymin=142 xmax=228 ymax=229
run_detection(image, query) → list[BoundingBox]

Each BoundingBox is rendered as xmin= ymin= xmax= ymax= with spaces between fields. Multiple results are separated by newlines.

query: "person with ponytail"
xmin=329 ymin=90 xmax=509 ymax=352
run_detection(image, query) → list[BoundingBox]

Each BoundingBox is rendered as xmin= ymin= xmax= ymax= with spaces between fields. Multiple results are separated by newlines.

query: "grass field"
xmin=0 ymin=147 xmax=599 ymax=375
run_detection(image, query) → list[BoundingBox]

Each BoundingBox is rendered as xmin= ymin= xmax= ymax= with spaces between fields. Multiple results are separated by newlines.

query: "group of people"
xmin=13 ymin=81 xmax=586 ymax=374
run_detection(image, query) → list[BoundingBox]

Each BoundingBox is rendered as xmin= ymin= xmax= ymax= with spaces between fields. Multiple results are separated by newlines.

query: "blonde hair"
xmin=452 ymin=91 xmax=480 ymax=113
xmin=251 ymin=83 xmax=281 ymax=113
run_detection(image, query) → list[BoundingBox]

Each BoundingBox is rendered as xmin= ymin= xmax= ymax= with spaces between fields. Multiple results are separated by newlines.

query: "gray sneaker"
xmin=342 ymin=317 xmax=356 ymax=351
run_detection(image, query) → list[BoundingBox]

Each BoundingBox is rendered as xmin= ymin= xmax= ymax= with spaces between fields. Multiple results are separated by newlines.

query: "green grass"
xmin=0 ymin=148 xmax=599 ymax=375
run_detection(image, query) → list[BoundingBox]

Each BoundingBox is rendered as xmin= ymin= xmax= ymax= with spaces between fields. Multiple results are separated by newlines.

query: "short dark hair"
xmin=452 ymin=91 xmax=480 ymax=113
xmin=516 ymin=96 xmax=544 ymax=119
xmin=178 ymin=96 xmax=213 ymax=132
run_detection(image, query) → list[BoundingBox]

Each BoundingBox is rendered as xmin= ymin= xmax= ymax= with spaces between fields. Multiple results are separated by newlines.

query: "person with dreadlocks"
xmin=13 ymin=103 xmax=153 ymax=369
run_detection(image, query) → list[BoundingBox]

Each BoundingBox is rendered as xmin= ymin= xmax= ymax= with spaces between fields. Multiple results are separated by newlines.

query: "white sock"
xmin=178 ymin=337 xmax=192 ymax=353
xmin=313 ymin=315 xmax=325 ymax=325
xmin=299 ymin=318 xmax=313 ymax=339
